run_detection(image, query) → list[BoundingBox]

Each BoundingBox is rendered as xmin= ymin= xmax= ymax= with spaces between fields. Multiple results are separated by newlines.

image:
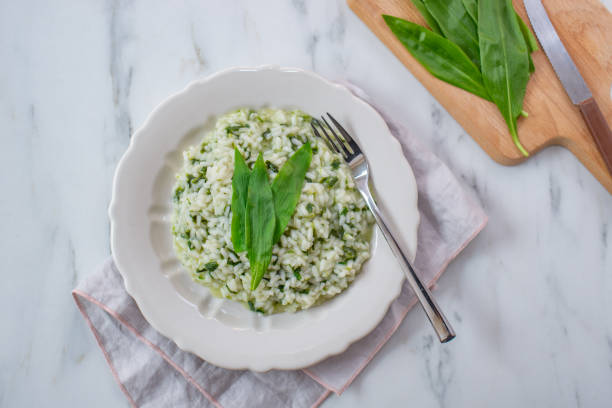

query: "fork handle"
xmin=359 ymin=190 xmax=456 ymax=343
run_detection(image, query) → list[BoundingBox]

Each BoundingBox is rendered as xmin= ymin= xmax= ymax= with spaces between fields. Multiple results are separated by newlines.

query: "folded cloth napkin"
xmin=73 ymin=84 xmax=487 ymax=408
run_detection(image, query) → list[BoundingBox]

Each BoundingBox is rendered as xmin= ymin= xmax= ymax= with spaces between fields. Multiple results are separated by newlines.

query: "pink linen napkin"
xmin=73 ymin=84 xmax=487 ymax=408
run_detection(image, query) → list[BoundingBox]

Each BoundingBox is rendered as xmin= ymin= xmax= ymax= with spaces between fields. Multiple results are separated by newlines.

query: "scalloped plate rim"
xmin=109 ymin=65 xmax=419 ymax=371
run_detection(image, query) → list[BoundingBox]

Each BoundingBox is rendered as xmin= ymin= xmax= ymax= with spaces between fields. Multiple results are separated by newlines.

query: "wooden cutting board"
xmin=348 ymin=0 xmax=612 ymax=193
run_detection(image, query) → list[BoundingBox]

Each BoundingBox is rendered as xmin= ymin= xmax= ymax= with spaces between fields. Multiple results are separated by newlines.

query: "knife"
xmin=524 ymin=0 xmax=612 ymax=175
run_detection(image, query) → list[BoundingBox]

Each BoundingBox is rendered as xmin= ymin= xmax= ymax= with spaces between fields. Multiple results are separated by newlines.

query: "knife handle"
xmin=578 ymin=97 xmax=612 ymax=175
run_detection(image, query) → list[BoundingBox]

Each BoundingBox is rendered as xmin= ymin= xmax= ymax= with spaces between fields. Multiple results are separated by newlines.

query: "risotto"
xmin=171 ymin=108 xmax=374 ymax=313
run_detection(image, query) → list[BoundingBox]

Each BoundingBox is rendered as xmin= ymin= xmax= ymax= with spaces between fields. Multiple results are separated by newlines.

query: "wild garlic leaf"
xmin=515 ymin=11 xmax=538 ymax=73
xmin=423 ymin=0 xmax=481 ymax=68
xmin=271 ymin=143 xmax=313 ymax=244
xmin=383 ymin=15 xmax=491 ymax=101
xmin=245 ymin=153 xmax=276 ymax=290
xmin=462 ymin=0 xmax=478 ymax=23
xmin=409 ymin=0 xmax=443 ymax=35
xmin=230 ymin=147 xmax=251 ymax=252
xmin=478 ymin=0 xmax=530 ymax=156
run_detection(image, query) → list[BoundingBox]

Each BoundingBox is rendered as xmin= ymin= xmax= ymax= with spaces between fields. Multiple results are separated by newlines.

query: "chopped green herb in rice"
xmin=171 ymin=108 xmax=373 ymax=313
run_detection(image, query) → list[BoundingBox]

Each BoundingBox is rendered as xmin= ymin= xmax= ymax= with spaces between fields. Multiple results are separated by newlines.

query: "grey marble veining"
xmin=1 ymin=1 xmax=611 ymax=407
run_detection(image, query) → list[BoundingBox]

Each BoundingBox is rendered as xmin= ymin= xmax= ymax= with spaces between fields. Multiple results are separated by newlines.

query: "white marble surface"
xmin=1 ymin=0 xmax=611 ymax=406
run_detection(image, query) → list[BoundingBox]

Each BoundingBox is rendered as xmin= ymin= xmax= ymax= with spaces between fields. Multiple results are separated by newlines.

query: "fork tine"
xmin=326 ymin=113 xmax=359 ymax=155
xmin=315 ymin=118 xmax=347 ymax=160
xmin=320 ymin=116 xmax=351 ymax=158
xmin=311 ymin=120 xmax=337 ymax=154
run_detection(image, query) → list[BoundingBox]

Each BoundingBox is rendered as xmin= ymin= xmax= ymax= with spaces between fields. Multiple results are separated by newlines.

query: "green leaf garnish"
xmin=245 ymin=153 xmax=276 ymax=290
xmin=230 ymin=148 xmax=251 ymax=252
xmin=270 ymin=143 xmax=313 ymax=243
xmin=230 ymin=136 xmax=314 ymax=292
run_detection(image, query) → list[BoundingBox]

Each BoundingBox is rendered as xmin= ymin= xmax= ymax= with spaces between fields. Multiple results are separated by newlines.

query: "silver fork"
xmin=312 ymin=114 xmax=455 ymax=343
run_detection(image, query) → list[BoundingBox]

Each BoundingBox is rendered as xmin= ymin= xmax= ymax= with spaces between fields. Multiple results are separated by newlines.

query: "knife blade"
xmin=524 ymin=0 xmax=591 ymax=104
xmin=524 ymin=0 xmax=612 ymax=174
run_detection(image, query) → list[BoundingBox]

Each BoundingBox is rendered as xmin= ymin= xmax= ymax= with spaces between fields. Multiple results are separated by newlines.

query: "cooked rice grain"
xmin=171 ymin=108 xmax=373 ymax=313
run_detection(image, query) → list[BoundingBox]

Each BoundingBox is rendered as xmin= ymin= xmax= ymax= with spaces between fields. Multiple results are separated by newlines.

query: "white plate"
xmin=110 ymin=66 xmax=419 ymax=371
